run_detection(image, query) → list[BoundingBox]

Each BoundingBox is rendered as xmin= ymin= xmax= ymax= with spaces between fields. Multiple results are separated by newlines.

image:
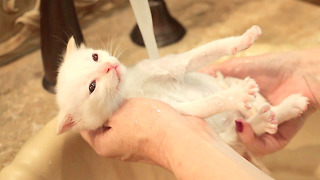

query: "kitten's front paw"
xmin=230 ymin=25 xmax=262 ymax=54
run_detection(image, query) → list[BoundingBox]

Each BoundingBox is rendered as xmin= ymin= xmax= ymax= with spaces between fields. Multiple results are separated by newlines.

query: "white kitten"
xmin=56 ymin=26 xmax=308 ymax=161
xmin=56 ymin=38 xmax=126 ymax=134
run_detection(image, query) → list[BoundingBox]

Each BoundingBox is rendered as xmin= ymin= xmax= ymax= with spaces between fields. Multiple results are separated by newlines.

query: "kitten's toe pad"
xmin=265 ymin=121 xmax=278 ymax=134
xmin=259 ymin=104 xmax=278 ymax=134
xmin=232 ymin=77 xmax=259 ymax=111
xmin=242 ymin=77 xmax=259 ymax=108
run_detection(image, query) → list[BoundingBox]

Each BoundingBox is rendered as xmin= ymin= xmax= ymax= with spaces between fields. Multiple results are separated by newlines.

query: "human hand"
xmin=80 ymin=98 xmax=170 ymax=164
xmin=80 ymin=97 xmax=215 ymax=166
xmin=80 ymin=98 xmax=271 ymax=180
xmin=200 ymin=47 xmax=320 ymax=155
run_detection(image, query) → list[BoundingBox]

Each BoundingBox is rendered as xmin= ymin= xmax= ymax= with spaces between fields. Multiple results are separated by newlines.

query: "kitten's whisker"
xmin=111 ymin=33 xmax=120 ymax=57
xmin=51 ymin=35 xmax=68 ymax=46
xmin=108 ymin=35 xmax=115 ymax=56
xmin=116 ymin=47 xmax=127 ymax=59
xmin=114 ymin=43 xmax=121 ymax=58
xmin=61 ymin=29 xmax=70 ymax=39
xmin=106 ymin=35 xmax=110 ymax=53
xmin=95 ymin=33 xmax=107 ymax=50
xmin=114 ymin=34 xmax=126 ymax=58
xmin=61 ymin=28 xmax=80 ymax=44
xmin=110 ymin=36 xmax=115 ymax=56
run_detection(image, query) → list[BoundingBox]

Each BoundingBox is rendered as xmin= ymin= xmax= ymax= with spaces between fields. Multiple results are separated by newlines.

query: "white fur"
xmin=56 ymin=38 xmax=126 ymax=134
xmin=56 ymin=27 xmax=308 ymax=167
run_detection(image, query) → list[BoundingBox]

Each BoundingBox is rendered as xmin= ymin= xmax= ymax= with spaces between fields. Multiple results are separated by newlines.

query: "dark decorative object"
xmin=40 ymin=0 xmax=84 ymax=93
xmin=130 ymin=0 xmax=186 ymax=47
xmin=300 ymin=0 xmax=320 ymax=5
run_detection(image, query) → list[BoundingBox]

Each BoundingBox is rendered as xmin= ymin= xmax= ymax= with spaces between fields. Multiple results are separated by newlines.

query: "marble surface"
xmin=1 ymin=0 xmax=320 ymax=179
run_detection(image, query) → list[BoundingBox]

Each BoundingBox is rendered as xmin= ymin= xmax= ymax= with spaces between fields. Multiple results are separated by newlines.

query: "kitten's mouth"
xmin=108 ymin=65 xmax=121 ymax=83
xmin=114 ymin=65 xmax=121 ymax=82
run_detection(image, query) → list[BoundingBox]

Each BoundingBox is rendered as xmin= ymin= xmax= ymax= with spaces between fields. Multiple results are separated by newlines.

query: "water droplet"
xmin=135 ymin=120 xmax=138 ymax=125
xmin=157 ymin=109 xmax=161 ymax=113
xmin=202 ymin=52 xmax=207 ymax=56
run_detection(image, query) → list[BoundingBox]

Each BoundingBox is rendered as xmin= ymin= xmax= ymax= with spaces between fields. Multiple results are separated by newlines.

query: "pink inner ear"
xmin=57 ymin=114 xmax=76 ymax=135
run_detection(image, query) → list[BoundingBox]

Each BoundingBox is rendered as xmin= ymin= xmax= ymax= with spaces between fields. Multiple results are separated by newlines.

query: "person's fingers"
xmin=80 ymin=127 xmax=106 ymax=149
xmin=200 ymin=57 xmax=255 ymax=79
xmin=235 ymin=119 xmax=269 ymax=155
xmin=235 ymin=119 xmax=257 ymax=145
xmin=80 ymin=130 xmax=97 ymax=147
xmin=276 ymin=116 xmax=305 ymax=141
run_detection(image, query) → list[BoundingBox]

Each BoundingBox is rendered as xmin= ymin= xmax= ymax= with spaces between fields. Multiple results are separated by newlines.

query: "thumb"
xmin=80 ymin=126 xmax=108 ymax=149
xmin=235 ymin=119 xmax=266 ymax=154
xmin=200 ymin=57 xmax=252 ymax=79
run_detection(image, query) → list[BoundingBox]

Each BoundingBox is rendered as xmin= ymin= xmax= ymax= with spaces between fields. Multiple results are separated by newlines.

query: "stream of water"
xmin=129 ymin=0 xmax=160 ymax=59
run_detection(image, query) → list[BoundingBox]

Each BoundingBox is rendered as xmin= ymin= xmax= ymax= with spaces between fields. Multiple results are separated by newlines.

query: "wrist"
xmin=140 ymin=113 xmax=192 ymax=170
xmin=145 ymin=115 xmax=271 ymax=180
xmin=163 ymin=117 xmax=217 ymax=179
xmin=145 ymin=115 xmax=217 ymax=176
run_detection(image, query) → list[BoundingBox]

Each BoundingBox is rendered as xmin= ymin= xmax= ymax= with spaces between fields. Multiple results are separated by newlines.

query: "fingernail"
xmin=235 ymin=120 xmax=243 ymax=133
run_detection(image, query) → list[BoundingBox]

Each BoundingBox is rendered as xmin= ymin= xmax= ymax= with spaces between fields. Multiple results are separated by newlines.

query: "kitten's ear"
xmin=56 ymin=112 xmax=77 ymax=135
xmin=65 ymin=36 xmax=78 ymax=57
xmin=79 ymin=43 xmax=86 ymax=49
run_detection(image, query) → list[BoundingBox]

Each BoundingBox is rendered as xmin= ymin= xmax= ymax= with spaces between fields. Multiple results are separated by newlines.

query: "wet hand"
xmin=200 ymin=47 xmax=320 ymax=155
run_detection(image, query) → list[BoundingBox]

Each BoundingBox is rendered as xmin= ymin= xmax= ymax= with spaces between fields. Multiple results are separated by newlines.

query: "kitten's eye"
xmin=89 ymin=81 xmax=96 ymax=94
xmin=92 ymin=53 xmax=98 ymax=61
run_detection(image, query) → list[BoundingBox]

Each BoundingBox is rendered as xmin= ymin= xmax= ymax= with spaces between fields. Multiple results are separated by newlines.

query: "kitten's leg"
xmin=272 ymin=94 xmax=309 ymax=124
xmin=247 ymin=103 xmax=278 ymax=135
xmin=174 ymin=77 xmax=258 ymax=118
xmin=136 ymin=26 xmax=261 ymax=79
xmin=181 ymin=25 xmax=262 ymax=72
xmin=247 ymin=94 xmax=308 ymax=136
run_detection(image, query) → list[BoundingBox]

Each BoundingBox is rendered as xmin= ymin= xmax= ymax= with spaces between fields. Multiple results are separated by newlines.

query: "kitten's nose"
xmin=102 ymin=62 xmax=116 ymax=73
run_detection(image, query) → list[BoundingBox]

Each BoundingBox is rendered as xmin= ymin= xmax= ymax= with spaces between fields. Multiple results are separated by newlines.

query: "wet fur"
xmin=56 ymin=27 xmax=308 ymax=171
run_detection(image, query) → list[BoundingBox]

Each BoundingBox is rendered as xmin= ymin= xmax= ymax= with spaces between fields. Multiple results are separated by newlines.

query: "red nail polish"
xmin=235 ymin=121 xmax=243 ymax=133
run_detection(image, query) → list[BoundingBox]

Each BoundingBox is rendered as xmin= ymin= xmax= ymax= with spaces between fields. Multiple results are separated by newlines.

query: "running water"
xmin=129 ymin=0 xmax=160 ymax=59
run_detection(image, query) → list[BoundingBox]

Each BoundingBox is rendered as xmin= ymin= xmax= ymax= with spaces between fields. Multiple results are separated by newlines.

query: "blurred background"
xmin=1 ymin=0 xmax=320 ymax=179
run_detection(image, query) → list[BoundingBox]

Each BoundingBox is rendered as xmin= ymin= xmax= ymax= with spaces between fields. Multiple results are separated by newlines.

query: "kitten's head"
xmin=56 ymin=37 xmax=126 ymax=135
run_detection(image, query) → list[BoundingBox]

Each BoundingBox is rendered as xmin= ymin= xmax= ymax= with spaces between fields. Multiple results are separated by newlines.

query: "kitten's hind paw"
xmin=240 ymin=77 xmax=259 ymax=109
xmin=229 ymin=77 xmax=259 ymax=113
xmin=279 ymin=94 xmax=309 ymax=119
xmin=259 ymin=104 xmax=278 ymax=134
xmin=287 ymin=94 xmax=309 ymax=117
xmin=250 ymin=103 xmax=278 ymax=135
xmin=243 ymin=25 xmax=262 ymax=41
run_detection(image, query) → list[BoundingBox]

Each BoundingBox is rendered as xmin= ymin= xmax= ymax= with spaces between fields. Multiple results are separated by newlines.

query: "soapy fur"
xmin=56 ymin=26 xmax=308 ymax=168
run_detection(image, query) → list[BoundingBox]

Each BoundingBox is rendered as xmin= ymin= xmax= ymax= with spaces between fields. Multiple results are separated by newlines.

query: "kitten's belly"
xmin=126 ymin=72 xmax=223 ymax=104
xmin=125 ymin=70 xmax=239 ymax=136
